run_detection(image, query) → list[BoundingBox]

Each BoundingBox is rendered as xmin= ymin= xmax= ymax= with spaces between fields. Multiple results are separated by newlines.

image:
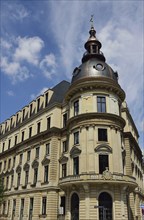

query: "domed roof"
xmin=71 ymin=23 xmax=118 ymax=84
xmin=72 ymin=58 xmax=118 ymax=83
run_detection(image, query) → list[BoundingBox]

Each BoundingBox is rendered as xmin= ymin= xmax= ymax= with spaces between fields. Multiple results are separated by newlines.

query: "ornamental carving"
xmin=23 ymin=162 xmax=30 ymax=171
xmin=41 ymin=157 xmax=50 ymax=166
xmin=59 ymin=155 xmax=68 ymax=163
xmin=32 ymin=159 xmax=39 ymax=168
xmin=94 ymin=144 xmax=112 ymax=154
xmin=16 ymin=165 xmax=21 ymax=173
xmin=102 ymin=167 xmax=112 ymax=180
xmin=70 ymin=146 xmax=81 ymax=158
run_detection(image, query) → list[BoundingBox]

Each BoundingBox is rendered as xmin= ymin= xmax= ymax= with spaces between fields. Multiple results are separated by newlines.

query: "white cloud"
xmin=40 ymin=53 xmax=57 ymax=79
xmin=30 ymin=87 xmax=48 ymax=100
xmin=14 ymin=36 xmax=44 ymax=65
xmin=7 ymin=90 xmax=14 ymax=96
xmin=1 ymin=39 xmax=12 ymax=49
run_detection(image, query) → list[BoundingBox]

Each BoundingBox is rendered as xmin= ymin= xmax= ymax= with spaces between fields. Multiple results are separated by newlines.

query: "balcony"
xmin=59 ymin=172 xmax=137 ymax=189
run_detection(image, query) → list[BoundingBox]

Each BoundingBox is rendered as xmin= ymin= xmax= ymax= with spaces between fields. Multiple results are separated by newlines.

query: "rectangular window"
xmin=35 ymin=147 xmax=40 ymax=158
xmin=17 ymin=173 xmax=21 ymax=187
xmin=16 ymin=113 xmax=19 ymax=124
xmin=7 ymin=200 xmax=10 ymax=215
xmin=63 ymin=113 xmax=67 ymax=127
xmin=37 ymin=122 xmax=41 ymax=134
xmin=45 ymin=92 xmax=48 ymax=107
xmin=4 ymin=160 xmax=6 ymax=170
xmin=8 ymin=158 xmax=11 ymax=169
xmin=62 ymin=141 xmax=67 ymax=153
xmin=97 ymin=96 xmax=106 ymax=113
xmin=11 ymin=175 xmax=14 ymax=188
xmin=73 ymin=157 xmax=79 ymax=175
xmin=44 ymin=165 xmax=49 ymax=183
xmin=29 ymin=198 xmax=33 ymax=220
xmin=99 ymin=155 xmax=109 ymax=174
xmin=42 ymin=197 xmax=47 ymax=215
xmin=2 ymin=142 xmax=5 ymax=152
xmin=34 ymin=168 xmax=38 ymax=184
xmin=19 ymin=154 xmax=23 ymax=164
xmin=6 ymin=176 xmax=9 ymax=189
xmin=27 ymin=150 xmax=31 ymax=161
xmin=15 ymin=135 xmax=17 ymax=145
xmin=29 ymin=127 xmax=32 ymax=138
xmin=74 ymin=131 xmax=79 ymax=145
xmin=30 ymin=104 xmax=33 ymax=116
xmin=74 ymin=100 xmax=79 ymax=116
xmin=21 ymin=131 xmax=25 ymax=142
xmin=20 ymin=199 xmax=24 ymax=219
xmin=98 ymin=128 xmax=107 ymax=141
xmin=37 ymin=98 xmax=40 ymax=112
xmin=25 ymin=170 xmax=29 ymax=185
xmin=46 ymin=143 xmax=50 ymax=155
xmin=60 ymin=196 xmax=66 ymax=215
xmin=0 ymin=162 xmax=2 ymax=172
xmin=62 ymin=164 xmax=67 ymax=177
xmin=12 ymin=199 xmax=16 ymax=218
xmin=3 ymin=201 xmax=6 ymax=215
xmin=47 ymin=117 xmax=51 ymax=129
xmin=22 ymin=109 xmax=25 ymax=121
xmin=8 ymin=139 xmax=11 ymax=149
xmin=13 ymin=156 xmax=16 ymax=167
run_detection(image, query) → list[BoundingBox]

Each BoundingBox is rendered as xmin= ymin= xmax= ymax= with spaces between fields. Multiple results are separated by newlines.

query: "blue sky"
xmin=0 ymin=0 xmax=144 ymax=150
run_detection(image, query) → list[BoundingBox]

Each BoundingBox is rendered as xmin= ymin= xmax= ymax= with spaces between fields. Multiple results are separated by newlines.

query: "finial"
xmin=90 ymin=15 xmax=94 ymax=28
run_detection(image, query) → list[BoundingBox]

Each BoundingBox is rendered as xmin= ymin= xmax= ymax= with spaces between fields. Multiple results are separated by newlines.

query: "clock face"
xmin=96 ymin=63 xmax=104 ymax=71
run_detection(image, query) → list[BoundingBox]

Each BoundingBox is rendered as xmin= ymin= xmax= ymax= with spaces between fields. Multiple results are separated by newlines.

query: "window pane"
xmin=98 ymin=129 xmax=107 ymax=141
xmin=99 ymin=155 xmax=109 ymax=174
xmin=97 ymin=96 xmax=106 ymax=113
xmin=74 ymin=100 xmax=79 ymax=116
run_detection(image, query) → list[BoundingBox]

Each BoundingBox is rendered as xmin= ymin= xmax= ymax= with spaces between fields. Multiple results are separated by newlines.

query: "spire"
xmin=82 ymin=16 xmax=105 ymax=63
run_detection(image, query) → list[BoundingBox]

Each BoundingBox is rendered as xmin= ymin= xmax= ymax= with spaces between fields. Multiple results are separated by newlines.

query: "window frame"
xmin=97 ymin=96 xmax=106 ymax=113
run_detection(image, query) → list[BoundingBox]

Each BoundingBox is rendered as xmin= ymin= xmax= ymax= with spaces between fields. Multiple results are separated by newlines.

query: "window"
xmin=8 ymin=158 xmax=11 ymax=169
xmin=20 ymin=199 xmax=24 ymax=219
xmin=7 ymin=200 xmax=10 ymax=215
xmin=37 ymin=122 xmax=41 ymax=134
xmin=92 ymin=45 xmax=96 ymax=53
xmin=36 ymin=147 xmax=40 ymax=158
xmin=4 ymin=160 xmax=6 ymax=170
xmin=46 ymin=143 xmax=50 ymax=155
xmin=10 ymin=118 xmax=13 ymax=126
xmin=11 ymin=175 xmax=14 ymax=188
xmin=47 ymin=117 xmax=51 ymax=129
xmin=3 ymin=201 xmax=6 ymax=215
xmin=33 ymin=168 xmax=38 ymax=184
xmin=21 ymin=131 xmax=25 ymax=142
xmin=19 ymin=154 xmax=23 ymax=164
xmin=13 ymin=156 xmax=16 ymax=167
xmin=42 ymin=197 xmax=47 ymax=215
xmin=29 ymin=198 xmax=33 ymax=220
xmin=60 ymin=196 xmax=66 ymax=215
xmin=29 ymin=127 xmax=32 ymax=138
xmin=98 ymin=128 xmax=107 ymax=141
xmin=8 ymin=139 xmax=11 ymax=149
xmin=30 ymin=104 xmax=33 ymax=116
xmin=15 ymin=135 xmax=17 ymax=145
xmin=25 ymin=170 xmax=29 ymax=185
xmin=62 ymin=164 xmax=67 ymax=177
xmin=0 ymin=162 xmax=2 ymax=172
xmin=44 ymin=165 xmax=49 ymax=183
xmin=99 ymin=155 xmax=109 ymax=174
xmin=45 ymin=92 xmax=48 ymax=107
xmin=16 ymin=113 xmax=19 ymax=124
xmin=97 ymin=96 xmax=106 ymax=112
xmin=22 ymin=109 xmax=25 ymax=121
xmin=6 ymin=176 xmax=9 ymax=189
xmin=37 ymin=98 xmax=40 ymax=112
xmin=62 ymin=141 xmax=67 ymax=153
xmin=73 ymin=157 xmax=79 ymax=175
xmin=2 ymin=142 xmax=5 ymax=152
xmin=17 ymin=173 xmax=21 ymax=187
xmin=74 ymin=100 xmax=79 ymax=116
xmin=63 ymin=113 xmax=67 ymax=127
xmin=12 ymin=199 xmax=16 ymax=219
xmin=27 ymin=150 xmax=31 ymax=161
xmin=74 ymin=131 xmax=79 ymax=145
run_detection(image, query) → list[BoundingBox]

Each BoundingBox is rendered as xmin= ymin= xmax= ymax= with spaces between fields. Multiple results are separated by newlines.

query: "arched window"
xmin=71 ymin=193 xmax=79 ymax=220
xmin=98 ymin=192 xmax=112 ymax=220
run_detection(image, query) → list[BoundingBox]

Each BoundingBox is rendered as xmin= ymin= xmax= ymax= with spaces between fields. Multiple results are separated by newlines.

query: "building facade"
xmin=0 ymin=24 xmax=144 ymax=220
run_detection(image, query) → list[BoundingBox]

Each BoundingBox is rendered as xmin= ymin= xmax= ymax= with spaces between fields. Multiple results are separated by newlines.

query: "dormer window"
xmin=22 ymin=109 xmax=25 ymax=121
xmin=37 ymin=98 xmax=40 ymax=112
xmin=16 ymin=114 xmax=19 ymax=124
xmin=45 ymin=93 xmax=48 ymax=107
xmin=30 ymin=104 xmax=33 ymax=116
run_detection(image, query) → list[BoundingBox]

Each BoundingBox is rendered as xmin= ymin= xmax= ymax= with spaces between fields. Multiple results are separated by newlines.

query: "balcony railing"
xmin=59 ymin=172 xmax=136 ymax=186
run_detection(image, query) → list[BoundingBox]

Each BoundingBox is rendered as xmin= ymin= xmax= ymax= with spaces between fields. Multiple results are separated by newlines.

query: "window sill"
xmin=41 ymin=181 xmax=49 ymax=185
xmin=39 ymin=214 xmax=47 ymax=218
xmin=22 ymin=185 xmax=27 ymax=189
xmin=31 ymin=183 xmax=36 ymax=187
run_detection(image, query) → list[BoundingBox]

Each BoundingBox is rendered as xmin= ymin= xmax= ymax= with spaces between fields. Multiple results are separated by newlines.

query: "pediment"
xmin=16 ymin=165 xmax=21 ymax=173
xmin=32 ymin=159 xmax=39 ymax=168
xmin=70 ymin=146 xmax=81 ymax=158
xmin=94 ymin=144 xmax=112 ymax=154
xmin=59 ymin=155 xmax=68 ymax=163
xmin=23 ymin=162 xmax=30 ymax=171
xmin=41 ymin=157 xmax=50 ymax=166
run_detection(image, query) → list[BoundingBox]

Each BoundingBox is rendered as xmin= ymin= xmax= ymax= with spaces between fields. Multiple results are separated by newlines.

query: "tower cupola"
xmin=82 ymin=19 xmax=105 ymax=63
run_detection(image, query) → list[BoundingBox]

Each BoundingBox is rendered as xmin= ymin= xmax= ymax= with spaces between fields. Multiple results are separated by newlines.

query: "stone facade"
xmin=0 ymin=25 xmax=144 ymax=220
